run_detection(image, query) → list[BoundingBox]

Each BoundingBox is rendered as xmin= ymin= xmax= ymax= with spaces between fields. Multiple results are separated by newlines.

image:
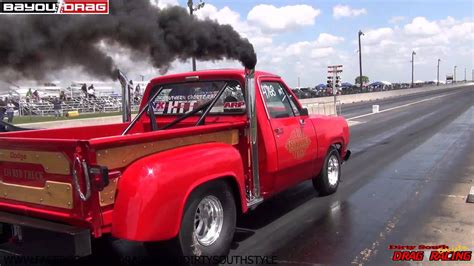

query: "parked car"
xmin=300 ymin=88 xmax=318 ymax=98
xmin=292 ymin=88 xmax=309 ymax=99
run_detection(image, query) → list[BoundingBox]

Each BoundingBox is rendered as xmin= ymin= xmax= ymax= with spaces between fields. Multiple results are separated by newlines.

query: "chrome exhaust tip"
xmin=244 ymin=68 xmax=261 ymax=202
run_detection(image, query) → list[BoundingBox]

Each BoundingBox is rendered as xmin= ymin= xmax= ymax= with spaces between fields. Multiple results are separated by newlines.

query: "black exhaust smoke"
xmin=0 ymin=0 xmax=257 ymax=80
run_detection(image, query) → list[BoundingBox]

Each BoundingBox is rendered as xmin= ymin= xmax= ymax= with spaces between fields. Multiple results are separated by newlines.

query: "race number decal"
xmin=261 ymin=83 xmax=277 ymax=99
xmin=153 ymin=100 xmax=198 ymax=114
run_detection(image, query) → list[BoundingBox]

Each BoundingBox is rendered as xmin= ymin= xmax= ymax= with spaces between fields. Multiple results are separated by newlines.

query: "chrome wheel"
xmin=327 ymin=155 xmax=339 ymax=186
xmin=193 ymin=195 xmax=224 ymax=246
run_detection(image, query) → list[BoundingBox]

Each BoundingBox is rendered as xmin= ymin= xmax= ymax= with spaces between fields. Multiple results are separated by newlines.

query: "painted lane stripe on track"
xmin=346 ymin=91 xmax=459 ymax=122
xmin=348 ymin=120 xmax=361 ymax=127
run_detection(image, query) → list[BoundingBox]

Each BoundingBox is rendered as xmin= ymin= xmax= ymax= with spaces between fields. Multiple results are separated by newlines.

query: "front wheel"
xmin=313 ymin=146 xmax=341 ymax=196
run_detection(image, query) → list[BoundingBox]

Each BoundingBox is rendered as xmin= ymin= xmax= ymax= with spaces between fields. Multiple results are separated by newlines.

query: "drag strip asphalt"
xmin=1 ymin=85 xmax=472 ymax=266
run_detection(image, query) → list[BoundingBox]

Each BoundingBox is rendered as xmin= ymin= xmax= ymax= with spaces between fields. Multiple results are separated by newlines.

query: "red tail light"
xmin=89 ymin=166 xmax=109 ymax=191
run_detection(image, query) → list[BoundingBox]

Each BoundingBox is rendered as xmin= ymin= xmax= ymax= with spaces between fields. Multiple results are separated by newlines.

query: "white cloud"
xmin=354 ymin=16 xmax=473 ymax=83
xmin=195 ymin=4 xmax=272 ymax=50
xmin=439 ymin=16 xmax=456 ymax=26
xmin=149 ymin=0 xmax=179 ymax=9
xmin=333 ymin=5 xmax=367 ymax=19
xmin=283 ymin=33 xmax=344 ymax=57
xmin=362 ymin=28 xmax=394 ymax=44
xmin=197 ymin=5 xmax=241 ymax=27
xmin=448 ymin=22 xmax=474 ymax=40
xmin=310 ymin=47 xmax=335 ymax=59
xmin=247 ymin=4 xmax=320 ymax=32
xmin=404 ymin=17 xmax=441 ymax=35
xmin=316 ymin=33 xmax=345 ymax=47
xmin=389 ymin=16 xmax=405 ymax=24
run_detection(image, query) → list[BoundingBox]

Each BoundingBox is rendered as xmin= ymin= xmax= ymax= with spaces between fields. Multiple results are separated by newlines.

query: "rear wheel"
xmin=313 ymin=146 xmax=341 ymax=196
xmin=180 ymin=180 xmax=236 ymax=258
xmin=146 ymin=180 xmax=236 ymax=265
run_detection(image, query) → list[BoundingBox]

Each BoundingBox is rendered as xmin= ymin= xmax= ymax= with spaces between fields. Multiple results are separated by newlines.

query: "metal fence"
xmin=15 ymin=96 xmax=140 ymax=117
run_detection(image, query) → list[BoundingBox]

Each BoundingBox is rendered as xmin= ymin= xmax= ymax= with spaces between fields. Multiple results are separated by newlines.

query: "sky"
xmin=2 ymin=0 xmax=473 ymax=90
xmin=147 ymin=0 xmax=473 ymax=87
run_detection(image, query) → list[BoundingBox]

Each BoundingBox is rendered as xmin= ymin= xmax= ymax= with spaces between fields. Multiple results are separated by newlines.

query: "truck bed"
xmin=0 ymin=120 xmax=246 ymax=236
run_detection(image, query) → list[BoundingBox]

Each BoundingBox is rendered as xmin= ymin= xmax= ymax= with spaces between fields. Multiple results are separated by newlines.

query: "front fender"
xmin=111 ymin=142 xmax=246 ymax=241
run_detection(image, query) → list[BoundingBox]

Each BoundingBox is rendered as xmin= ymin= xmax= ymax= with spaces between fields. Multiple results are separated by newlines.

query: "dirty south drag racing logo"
xmin=0 ymin=0 xmax=109 ymax=14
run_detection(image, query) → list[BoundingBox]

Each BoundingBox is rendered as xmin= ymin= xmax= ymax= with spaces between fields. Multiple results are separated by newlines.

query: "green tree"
xmin=355 ymin=76 xmax=369 ymax=85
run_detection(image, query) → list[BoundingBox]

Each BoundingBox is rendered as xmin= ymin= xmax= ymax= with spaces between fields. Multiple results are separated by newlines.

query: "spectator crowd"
xmin=0 ymin=97 xmax=16 ymax=123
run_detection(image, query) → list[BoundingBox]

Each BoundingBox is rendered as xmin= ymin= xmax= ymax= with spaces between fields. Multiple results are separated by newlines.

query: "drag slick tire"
xmin=313 ymin=146 xmax=341 ymax=196
xmin=147 ymin=180 xmax=236 ymax=265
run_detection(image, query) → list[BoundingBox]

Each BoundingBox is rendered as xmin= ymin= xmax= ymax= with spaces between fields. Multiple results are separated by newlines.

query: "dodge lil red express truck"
xmin=0 ymin=69 xmax=350 ymax=258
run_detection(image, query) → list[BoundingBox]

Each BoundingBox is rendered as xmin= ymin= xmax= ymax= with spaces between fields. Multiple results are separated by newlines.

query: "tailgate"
xmin=0 ymin=137 xmax=101 ymax=231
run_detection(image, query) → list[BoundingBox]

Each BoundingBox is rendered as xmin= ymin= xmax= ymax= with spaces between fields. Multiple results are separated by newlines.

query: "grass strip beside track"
xmin=9 ymin=111 xmax=132 ymax=125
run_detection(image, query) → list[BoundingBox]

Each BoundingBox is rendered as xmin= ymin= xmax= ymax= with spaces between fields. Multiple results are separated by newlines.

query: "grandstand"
xmin=4 ymin=80 xmax=147 ymax=117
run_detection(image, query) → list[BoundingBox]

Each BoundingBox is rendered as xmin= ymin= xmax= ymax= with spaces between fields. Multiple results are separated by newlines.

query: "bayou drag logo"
xmin=0 ymin=0 xmax=109 ymax=15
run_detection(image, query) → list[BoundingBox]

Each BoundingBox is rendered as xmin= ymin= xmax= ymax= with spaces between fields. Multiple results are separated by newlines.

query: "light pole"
xmin=411 ymin=51 xmax=416 ymax=88
xmin=437 ymin=59 xmax=440 ymax=86
xmin=358 ymin=30 xmax=364 ymax=91
xmin=454 ymin=65 xmax=457 ymax=83
xmin=187 ymin=0 xmax=205 ymax=72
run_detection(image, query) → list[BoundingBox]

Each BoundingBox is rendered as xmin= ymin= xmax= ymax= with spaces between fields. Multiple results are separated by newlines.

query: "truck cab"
xmin=0 ymin=69 xmax=350 ymax=260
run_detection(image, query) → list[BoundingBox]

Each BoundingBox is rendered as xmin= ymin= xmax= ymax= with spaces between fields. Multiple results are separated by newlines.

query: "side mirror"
xmin=300 ymin=107 xmax=309 ymax=116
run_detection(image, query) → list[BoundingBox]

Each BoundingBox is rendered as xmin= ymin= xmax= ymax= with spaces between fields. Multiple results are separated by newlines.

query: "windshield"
xmin=150 ymin=80 xmax=245 ymax=115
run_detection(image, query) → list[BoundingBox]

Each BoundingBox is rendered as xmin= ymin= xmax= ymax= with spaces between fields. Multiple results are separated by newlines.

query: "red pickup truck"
xmin=0 ymin=69 xmax=350 ymax=259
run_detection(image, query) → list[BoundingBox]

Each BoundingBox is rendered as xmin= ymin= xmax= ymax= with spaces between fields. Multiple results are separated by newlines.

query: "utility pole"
xmin=437 ymin=59 xmax=441 ymax=86
xmin=411 ymin=51 xmax=416 ymax=88
xmin=454 ymin=65 xmax=457 ymax=83
xmin=464 ymin=67 xmax=466 ymax=82
xmin=358 ymin=30 xmax=364 ymax=91
xmin=297 ymin=76 xmax=301 ymax=88
xmin=187 ymin=0 xmax=205 ymax=71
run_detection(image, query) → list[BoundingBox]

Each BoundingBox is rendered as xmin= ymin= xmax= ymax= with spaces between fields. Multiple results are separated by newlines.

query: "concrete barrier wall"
xmin=300 ymin=82 xmax=472 ymax=105
xmin=300 ymin=82 xmax=473 ymax=115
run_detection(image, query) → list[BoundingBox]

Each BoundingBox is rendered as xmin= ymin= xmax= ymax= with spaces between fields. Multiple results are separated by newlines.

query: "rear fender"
xmin=111 ymin=142 xmax=246 ymax=241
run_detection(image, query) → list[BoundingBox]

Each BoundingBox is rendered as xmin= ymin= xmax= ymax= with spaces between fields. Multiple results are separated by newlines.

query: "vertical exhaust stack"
xmin=245 ymin=68 xmax=262 ymax=207
xmin=117 ymin=70 xmax=132 ymax=123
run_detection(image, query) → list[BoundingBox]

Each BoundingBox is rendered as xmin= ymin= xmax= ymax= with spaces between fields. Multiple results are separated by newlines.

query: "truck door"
xmin=259 ymin=81 xmax=317 ymax=191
